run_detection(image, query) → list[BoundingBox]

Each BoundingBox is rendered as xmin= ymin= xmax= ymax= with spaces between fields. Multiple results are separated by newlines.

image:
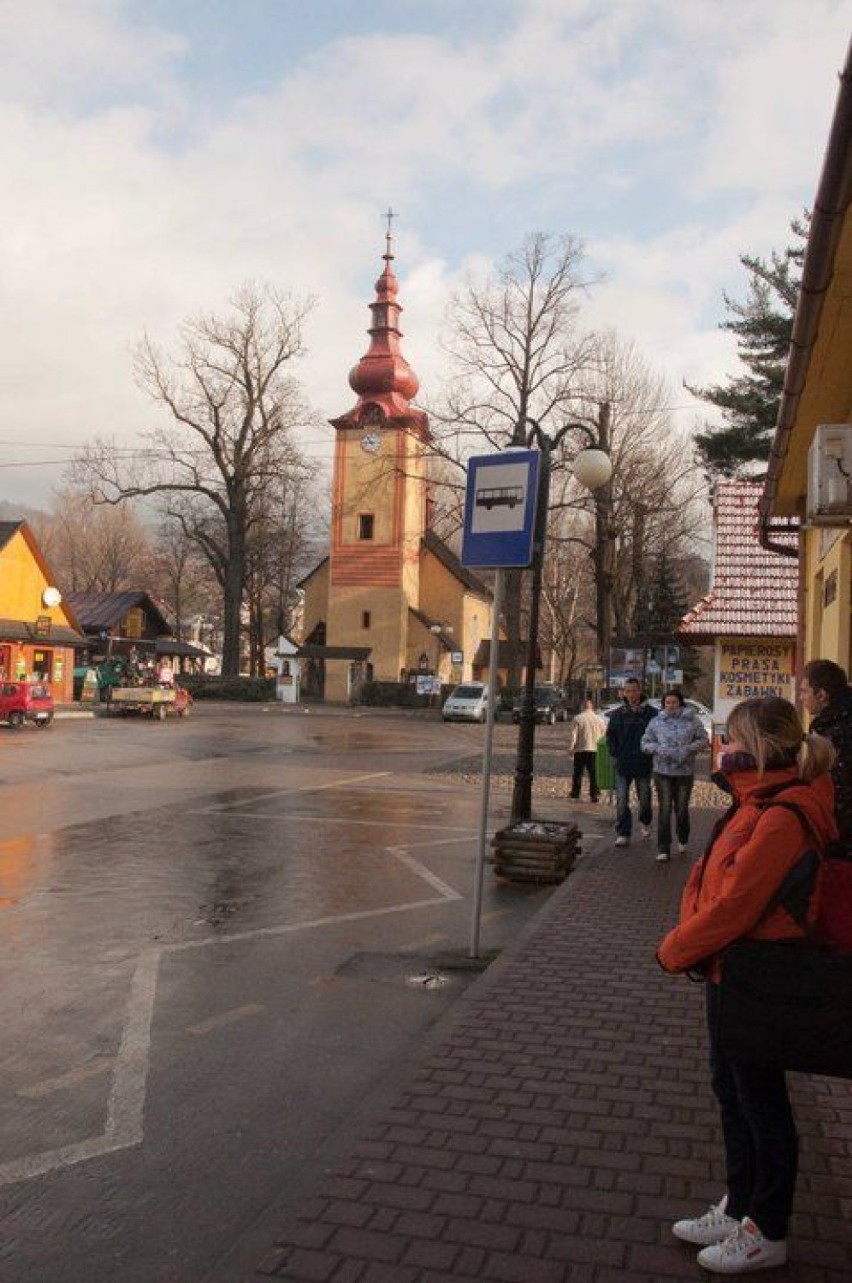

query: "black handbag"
xmin=715 ymin=938 xmax=852 ymax=1079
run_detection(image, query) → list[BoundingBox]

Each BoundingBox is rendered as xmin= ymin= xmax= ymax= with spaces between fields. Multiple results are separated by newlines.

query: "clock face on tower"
xmin=360 ymin=432 xmax=381 ymax=454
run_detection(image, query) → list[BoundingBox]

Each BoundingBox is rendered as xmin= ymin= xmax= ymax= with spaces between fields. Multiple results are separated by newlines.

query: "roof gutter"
xmin=759 ymin=38 xmax=852 ymax=556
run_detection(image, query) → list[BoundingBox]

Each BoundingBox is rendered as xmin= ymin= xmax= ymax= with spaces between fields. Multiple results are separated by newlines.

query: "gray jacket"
xmin=640 ymin=707 xmax=708 ymax=777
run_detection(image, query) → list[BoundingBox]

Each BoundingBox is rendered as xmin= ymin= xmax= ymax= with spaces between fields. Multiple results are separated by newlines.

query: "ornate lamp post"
xmin=510 ymin=421 xmax=612 ymax=822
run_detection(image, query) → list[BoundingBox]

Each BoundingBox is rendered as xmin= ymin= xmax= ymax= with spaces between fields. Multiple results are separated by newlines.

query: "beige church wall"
xmin=324 ymin=663 xmax=353 ymax=704
xmin=299 ymin=561 xmax=330 ymax=642
xmin=462 ymin=595 xmax=490 ymax=681
xmin=399 ymin=455 xmax=427 ymax=545
xmin=337 ymin=434 xmax=425 ymax=544
xmin=418 ymin=554 xmax=463 ymax=636
xmin=339 ymin=441 xmax=397 ymax=544
xmin=401 ymin=540 xmax=421 ymax=609
xmin=418 ymin=551 xmax=492 ymax=683
xmin=328 ymin=584 xmax=408 ymax=679
xmin=804 ymin=526 xmax=852 ymax=670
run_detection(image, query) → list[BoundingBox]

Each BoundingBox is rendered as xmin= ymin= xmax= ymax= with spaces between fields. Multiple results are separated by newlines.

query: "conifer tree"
xmin=689 ymin=214 xmax=808 ymax=480
xmin=634 ymin=549 xmax=701 ymax=687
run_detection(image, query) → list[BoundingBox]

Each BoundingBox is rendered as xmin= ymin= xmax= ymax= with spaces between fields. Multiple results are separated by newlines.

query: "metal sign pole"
xmin=470 ymin=568 xmax=503 ymax=959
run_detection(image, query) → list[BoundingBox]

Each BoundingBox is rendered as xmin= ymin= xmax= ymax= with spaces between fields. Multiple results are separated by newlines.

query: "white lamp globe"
xmin=572 ymin=448 xmax=612 ymax=490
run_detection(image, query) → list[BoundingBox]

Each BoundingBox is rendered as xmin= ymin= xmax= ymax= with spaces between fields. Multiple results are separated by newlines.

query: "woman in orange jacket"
xmin=657 ymin=696 xmax=837 ymax=1276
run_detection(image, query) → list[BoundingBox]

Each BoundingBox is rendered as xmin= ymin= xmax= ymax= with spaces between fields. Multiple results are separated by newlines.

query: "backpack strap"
xmin=756 ymin=799 xmax=823 ymax=932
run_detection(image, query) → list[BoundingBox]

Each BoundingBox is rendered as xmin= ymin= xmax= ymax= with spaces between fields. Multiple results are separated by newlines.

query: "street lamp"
xmin=510 ymin=422 xmax=612 ymax=822
xmin=591 ymin=402 xmax=615 ymax=695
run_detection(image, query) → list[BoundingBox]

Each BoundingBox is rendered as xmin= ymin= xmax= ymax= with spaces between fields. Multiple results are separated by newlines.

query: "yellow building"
xmin=300 ymin=236 xmax=492 ymax=703
xmin=759 ymin=44 xmax=852 ymax=672
xmin=0 ymin=520 xmax=84 ymax=701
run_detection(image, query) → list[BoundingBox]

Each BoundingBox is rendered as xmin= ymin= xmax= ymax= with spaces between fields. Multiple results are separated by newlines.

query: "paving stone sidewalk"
xmin=245 ymin=804 xmax=852 ymax=1283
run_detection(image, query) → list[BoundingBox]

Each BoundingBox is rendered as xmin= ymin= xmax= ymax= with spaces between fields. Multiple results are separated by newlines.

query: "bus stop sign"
xmin=460 ymin=450 xmax=540 ymax=568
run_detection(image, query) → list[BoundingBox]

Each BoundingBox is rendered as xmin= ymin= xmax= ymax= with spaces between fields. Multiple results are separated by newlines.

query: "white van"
xmin=442 ymin=682 xmax=489 ymax=724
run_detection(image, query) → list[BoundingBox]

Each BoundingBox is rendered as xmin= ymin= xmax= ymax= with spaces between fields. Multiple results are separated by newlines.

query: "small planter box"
xmin=490 ymin=819 xmax=581 ymax=884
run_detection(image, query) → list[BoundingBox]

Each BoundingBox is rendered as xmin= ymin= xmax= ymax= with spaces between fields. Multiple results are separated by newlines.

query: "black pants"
xmin=653 ymin=773 xmax=694 ymax=854
xmin=706 ymin=983 xmax=797 ymax=1240
xmin=570 ymin=751 xmax=599 ymax=799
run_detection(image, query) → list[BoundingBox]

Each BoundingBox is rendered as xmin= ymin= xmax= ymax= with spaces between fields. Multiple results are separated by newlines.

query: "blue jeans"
xmin=614 ymin=772 xmax=652 ymax=837
xmin=653 ymin=773 xmax=694 ymax=854
xmin=706 ymin=983 xmax=797 ymax=1240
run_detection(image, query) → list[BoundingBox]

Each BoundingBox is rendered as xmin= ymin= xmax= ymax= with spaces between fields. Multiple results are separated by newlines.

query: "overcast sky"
xmin=1 ymin=0 xmax=848 ymax=510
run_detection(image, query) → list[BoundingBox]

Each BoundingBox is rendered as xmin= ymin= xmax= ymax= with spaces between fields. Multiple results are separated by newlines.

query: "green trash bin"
xmin=595 ymin=735 xmax=614 ymax=792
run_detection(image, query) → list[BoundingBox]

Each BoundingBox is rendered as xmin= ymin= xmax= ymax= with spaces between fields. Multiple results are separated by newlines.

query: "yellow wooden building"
xmin=300 ymin=236 xmax=492 ymax=703
xmin=0 ymin=521 xmax=84 ymax=701
xmin=759 ymin=44 xmax=852 ymax=672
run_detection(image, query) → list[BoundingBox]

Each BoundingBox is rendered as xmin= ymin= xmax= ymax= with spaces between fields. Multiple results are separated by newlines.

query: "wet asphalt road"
xmin=0 ymin=704 xmax=561 ymax=1283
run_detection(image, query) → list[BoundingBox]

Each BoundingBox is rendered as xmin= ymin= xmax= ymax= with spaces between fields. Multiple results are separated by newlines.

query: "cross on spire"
xmin=384 ymin=206 xmax=395 ymax=258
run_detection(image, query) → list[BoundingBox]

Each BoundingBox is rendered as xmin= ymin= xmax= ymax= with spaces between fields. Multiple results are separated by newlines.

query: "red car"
xmin=0 ymin=681 xmax=55 ymax=728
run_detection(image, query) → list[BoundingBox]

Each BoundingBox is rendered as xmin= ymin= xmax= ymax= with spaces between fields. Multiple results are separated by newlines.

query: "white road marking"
xmin=171 ymin=894 xmax=455 ymax=953
xmin=0 ymin=836 xmax=464 ymax=1187
xmin=105 ymin=948 xmax=160 ymax=1145
xmin=392 ymin=833 xmax=482 ymax=851
xmin=385 ymin=846 xmax=462 ymax=899
xmin=196 ymin=811 xmax=477 ymax=834
xmin=187 ymin=1004 xmax=264 ymax=1036
xmin=199 ymin=772 xmax=390 ymax=812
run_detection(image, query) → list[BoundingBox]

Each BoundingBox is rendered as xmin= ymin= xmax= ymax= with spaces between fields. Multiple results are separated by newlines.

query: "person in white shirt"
xmin=569 ymin=698 xmax=608 ymax=802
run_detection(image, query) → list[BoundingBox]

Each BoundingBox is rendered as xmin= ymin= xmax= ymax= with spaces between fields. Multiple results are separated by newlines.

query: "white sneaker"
xmin=697 ymin=1217 xmax=787 ymax=1274
xmin=639 ymin=823 xmax=652 ymax=839
xmin=672 ymin=1197 xmax=738 ymax=1246
xmin=656 ymin=851 xmax=671 ymax=862
xmin=674 ymin=840 xmax=688 ymax=855
xmin=614 ymin=835 xmax=629 ymax=847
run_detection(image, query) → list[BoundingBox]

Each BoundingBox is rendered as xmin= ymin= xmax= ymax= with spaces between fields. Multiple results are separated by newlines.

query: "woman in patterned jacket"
xmin=641 ymin=688 xmax=708 ymax=862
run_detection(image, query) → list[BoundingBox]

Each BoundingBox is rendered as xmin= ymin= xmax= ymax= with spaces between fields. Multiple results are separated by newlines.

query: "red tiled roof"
xmin=678 ymin=481 xmax=798 ymax=642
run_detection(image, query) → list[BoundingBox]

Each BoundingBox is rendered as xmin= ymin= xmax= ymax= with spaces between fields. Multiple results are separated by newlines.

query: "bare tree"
xmin=540 ymin=536 xmax=589 ymax=686
xmin=243 ymin=464 xmax=320 ymax=675
xmin=433 ymin=232 xmax=599 ymax=686
xmin=75 ymin=284 xmax=316 ymax=674
xmin=147 ymin=517 xmax=219 ymax=644
xmin=34 ymin=486 xmax=155 ymax=592
xmin=547 ymin=334 xmax=709 ymax=685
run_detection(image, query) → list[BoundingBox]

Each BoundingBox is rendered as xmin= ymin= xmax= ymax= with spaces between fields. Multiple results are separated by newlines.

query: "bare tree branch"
xmin=73 ymin=282 xmax=317 ymax=675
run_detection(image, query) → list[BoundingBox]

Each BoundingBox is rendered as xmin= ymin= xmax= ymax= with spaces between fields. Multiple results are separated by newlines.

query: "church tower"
xmin=324 ymin=227 xmax=431 ymax=700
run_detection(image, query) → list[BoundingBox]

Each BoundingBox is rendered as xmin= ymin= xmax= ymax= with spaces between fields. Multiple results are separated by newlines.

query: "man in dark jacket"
xmin=606 ymin=678 xmax=657 ymax=846
xmin=800 ymin=658 xmax=852 ymax=854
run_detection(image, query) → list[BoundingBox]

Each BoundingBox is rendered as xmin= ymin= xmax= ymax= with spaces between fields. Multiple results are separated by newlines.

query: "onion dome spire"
xmin=346 ymin=210 xmax=420 ymax=416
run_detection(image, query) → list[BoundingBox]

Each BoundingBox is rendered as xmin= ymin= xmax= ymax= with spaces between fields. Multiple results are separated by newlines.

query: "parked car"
xmin=442 ymin=681 xmax=490 ymax=723
xmin=0 ymin=681 xmax=54 ymax=728
xmin=512 ymin=684 xmax=570 ymax=725
xmin=601 ymin=696 xmax=714 ymax=738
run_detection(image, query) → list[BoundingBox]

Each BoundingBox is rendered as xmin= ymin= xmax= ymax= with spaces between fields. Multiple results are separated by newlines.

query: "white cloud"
xmin=0 ymin=0 xmax=849 ymax=508
xmin=0 ymin=0 xmax=183 ymax=107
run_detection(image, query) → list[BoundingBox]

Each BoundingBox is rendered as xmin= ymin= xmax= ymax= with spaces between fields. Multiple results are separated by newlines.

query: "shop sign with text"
xmin=715 ymin=638 xmax=795 ymax=720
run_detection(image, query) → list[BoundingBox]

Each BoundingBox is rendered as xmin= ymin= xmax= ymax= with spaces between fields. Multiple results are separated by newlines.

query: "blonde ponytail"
xmin=727 ymin=696 xmax=836 ymax=780
xmin=798 ymin=731 xmax=836 ymax=782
